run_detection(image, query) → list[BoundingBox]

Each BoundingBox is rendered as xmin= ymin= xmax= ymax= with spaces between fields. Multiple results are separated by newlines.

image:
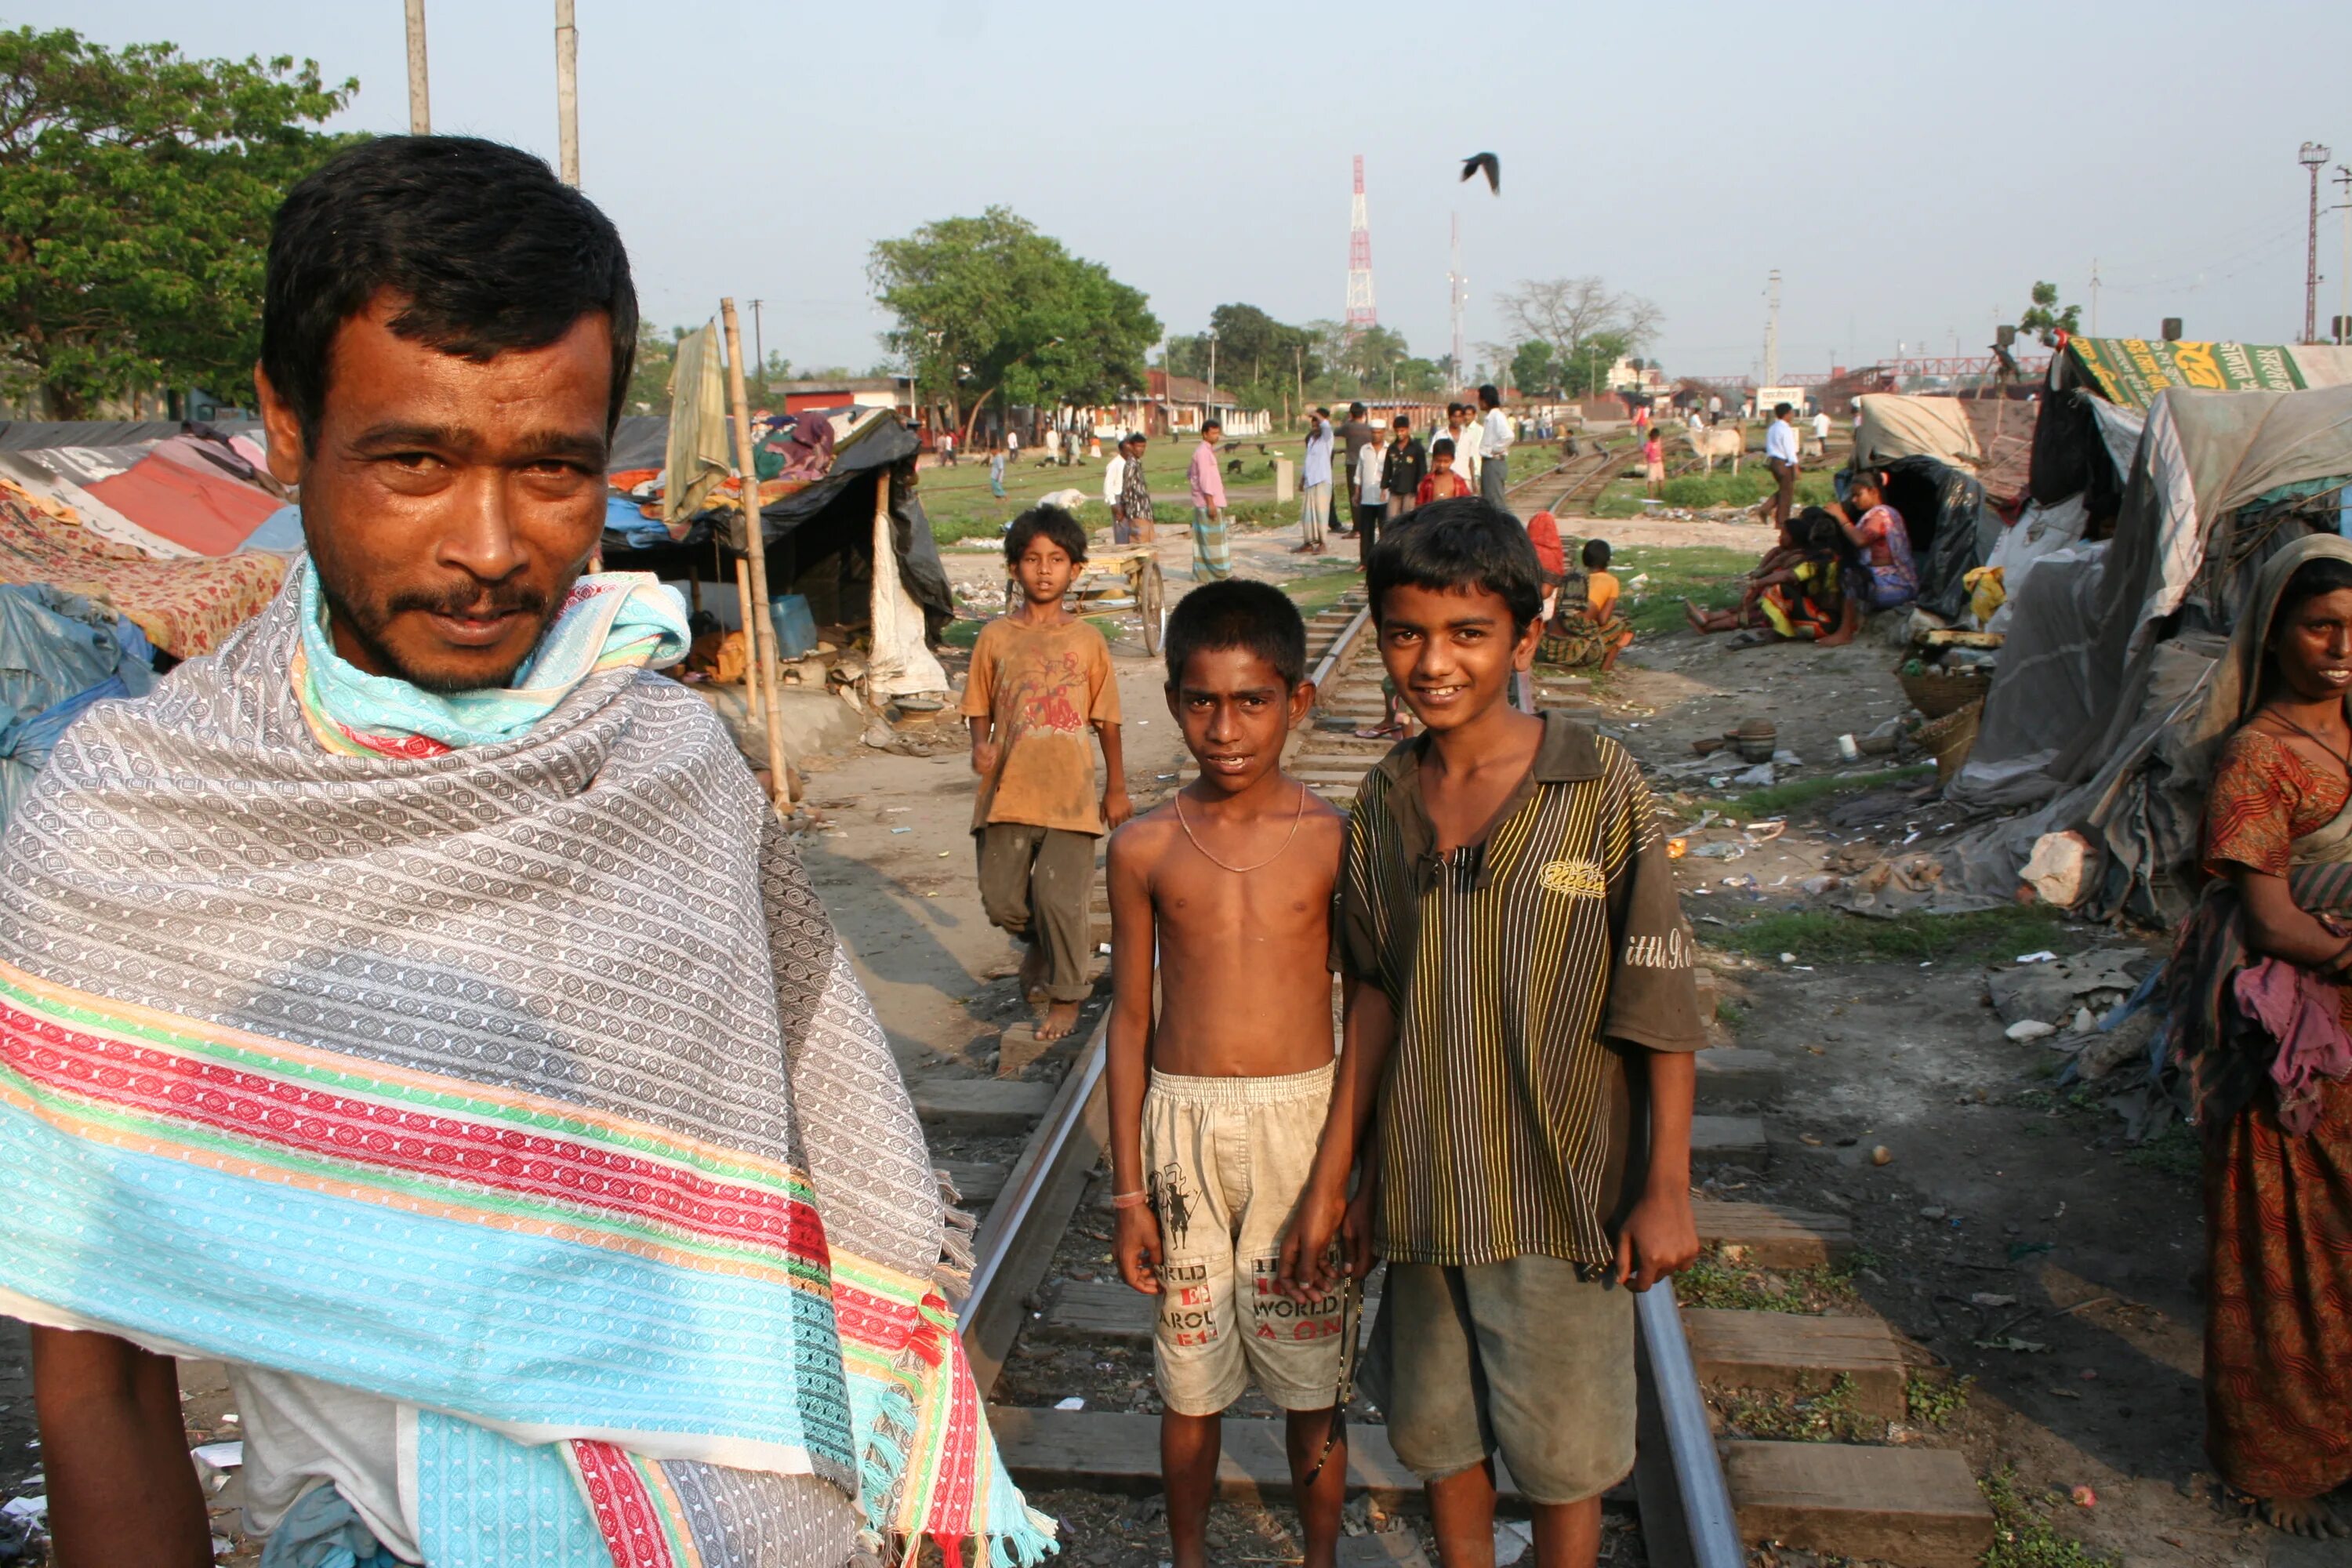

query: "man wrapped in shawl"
xmin=2162 ymin=533 xmax=2352 ymax=1540
xmin=0 ymin=136 xmax=1053 ymax=1568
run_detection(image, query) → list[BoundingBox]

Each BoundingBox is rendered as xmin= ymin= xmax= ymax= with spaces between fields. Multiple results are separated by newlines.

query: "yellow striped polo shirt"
xmin=1336 ymin=711 xmax=1705 ymax=1269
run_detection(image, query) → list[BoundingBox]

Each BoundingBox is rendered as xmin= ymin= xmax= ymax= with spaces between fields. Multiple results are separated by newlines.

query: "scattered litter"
xmin=1920 ymin=1206 xmax=1947 ymax=1219
xmin=1053 ymin=1396 xmax=1086 ymax=1412
xmin=1975 ymin=1337 xmax=2051 ymax=1353
xmin=1155 ymin=772 xmax=1178 ymax=781
xmin=890 ymin=827 xmax=912 ymax=834
xmin=936 ymin=851 xmax=950 ymax=858
xmin=1798 ymin=874 xmax=1841 ymax=896
xmin=1732 ymin=763 xmax=1775 ymax=787
xmin=2015 ymin=950 xmax=2057 ymax=964
xmin=1743 ymin=818 xmax=1787 ymax=843
xmin=1097 ymin=943 xmax=1112 ymax=956
xmin=1969 ymin=1293 xmax=2019 ymax=1308
xmin=1870 ymin=1145 xmax=1893 ymax=1166
xmin=0 ymin=1498 xmax=40 ymax=1525
xmin=190 ymin=1442 xmax=243 ymax=1470
xmin=1667 ymin=837 xmax=1689 ymax=859
xmin=2005 ymin=1019 xmax=2057 ymax=1043
xmin=1719 ymin=875 xmax=1759 ymax=891
xmin=2070 ymin=1485 xmax=2097 ymax=1508
xmin=1689 ymin=841 xmax=1747 ymax=861
xmin=1493 ymin=1520 xmax=1534 ymax=1566
xmin=1798 ymin=1133 xmax=1823 ymax=1146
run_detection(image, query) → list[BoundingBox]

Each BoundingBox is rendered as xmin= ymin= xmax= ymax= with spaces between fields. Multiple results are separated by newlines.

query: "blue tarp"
xmin=0 ymin=585 xmax=155 ymax=831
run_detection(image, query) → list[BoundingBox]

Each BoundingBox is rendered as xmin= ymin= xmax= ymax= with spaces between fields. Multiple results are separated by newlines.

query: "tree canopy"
xmin=2018 ymin=280 xmax=2082 ymax=348
xmin=1165 ymin=304 xmax=1448 ymax=412
xmin=0 ymin=26 xmax=357 ymax=418
xmin=869 ymin=207 xmax=1159 ymax=440
xmin=1493 ymin=277 xmax=1661 ymax=399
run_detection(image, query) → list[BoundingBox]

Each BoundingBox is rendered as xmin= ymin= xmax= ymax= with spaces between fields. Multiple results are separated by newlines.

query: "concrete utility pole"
xmin=555 ymin=0 xmax=581 ymax=187
xmin=404 ymin=0 xmax=430 ymax=134
xmin=2336 ymin=165 xmax=2351 ymax=345
xmin=1447 ymin=213 xmax=1467 ymax=392
xmin=2089 ymin=257 xmax=2101 ymax=336
xmin=750 ymin=299 xmax=766 ymax=394
xmin=1205 ymin=328 xmax=1218 ymax=417
xmin=2301 ymin=142 xmax=2332 ymax=343
xmin=1761 ymin=270 xmax=1782 ymax=391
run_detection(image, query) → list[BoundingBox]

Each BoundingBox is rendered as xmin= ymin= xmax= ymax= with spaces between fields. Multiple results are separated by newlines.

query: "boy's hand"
xmin=1114 ymin=1206 xmax=1163 ymax=1294
xmin=1276 ymin=1176 xmax=1348 ymax=1301
xmin=971 ymin=739 xmax=1000 ymax=776
xmin=1102 ymin=788 xmax=1134 ymax=829
xmin=1341 ymin=1178 xmax=1377 ymax=1282
xmin=1613 ymin=1188 xmax=1699 ymax=1292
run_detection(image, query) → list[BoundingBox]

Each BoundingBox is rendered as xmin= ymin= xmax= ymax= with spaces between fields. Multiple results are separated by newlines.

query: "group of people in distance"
xmin=1683 ymin=466 xmax=1918 ymax=648
xmin=964 ymin=492 xmax=1704 ymax=1568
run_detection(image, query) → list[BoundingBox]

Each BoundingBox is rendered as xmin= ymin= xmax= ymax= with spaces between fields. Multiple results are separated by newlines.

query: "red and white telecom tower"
xmin=1346 ymin=155 xmax=1377 ymax=330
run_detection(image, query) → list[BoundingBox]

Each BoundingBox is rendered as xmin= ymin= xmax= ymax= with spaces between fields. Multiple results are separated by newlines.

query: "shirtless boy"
xmin=1105 ymin=579 xmax=1351 ymax=1568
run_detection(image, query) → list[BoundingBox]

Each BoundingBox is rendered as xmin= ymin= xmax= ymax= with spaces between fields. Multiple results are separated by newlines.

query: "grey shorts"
xmin=1362 ymin=1254 xmax=1635 ymax=1504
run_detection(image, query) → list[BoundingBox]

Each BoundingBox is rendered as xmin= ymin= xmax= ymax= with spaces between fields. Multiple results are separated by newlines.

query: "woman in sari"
xmin=1682 ymin=510 xmax=1860 ymax=646
xmin=2166 ymin=535 xmax=2352 ymax=1539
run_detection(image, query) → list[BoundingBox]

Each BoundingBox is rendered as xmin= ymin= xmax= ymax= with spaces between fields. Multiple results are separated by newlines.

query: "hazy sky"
xmin=42 ymin=1 xmax=2352 ymax=383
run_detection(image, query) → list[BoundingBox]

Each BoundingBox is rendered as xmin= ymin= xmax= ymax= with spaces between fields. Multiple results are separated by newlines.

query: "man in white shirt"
xmin=1298 ymin=407 xmax=1334 ymax=554
xmin=1477 ymin=383 xmax=1513 ymax=514
xmin=1812 ymin=408 xmax=1831 ymax=445
xmin=1352 ymin=432 xmax=1386 ymax=562
xmin=1103 ymin=434 xmax=1131 ymax=542
xmin=1449 ymin=401 xmax=1483 ymax=490
xmin=1764 ymin=402 xmax=1800 ymax=543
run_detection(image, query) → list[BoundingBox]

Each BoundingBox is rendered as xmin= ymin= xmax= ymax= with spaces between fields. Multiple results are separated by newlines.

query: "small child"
xmin=1643 ymin=429 xmax=1666 ymax=497
xmin=1544 ymin=538 xmax=1638 ymax=671
xmin=1416 ymin=438 xmax=1474 ymax=506
xmin=1281 ymin=497 xmax=1704 ymax=1568
xmin=960 ymin=505 xmax=1132 ymax=1041
xmin=1106 ymin=581 xmax=1352 ymax=1568
xmin=1684 ymin=509 xmax=1861 ymax=646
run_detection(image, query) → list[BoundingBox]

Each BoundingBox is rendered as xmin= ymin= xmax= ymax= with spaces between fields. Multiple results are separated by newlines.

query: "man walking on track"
xmin=1339 ymin=401 xmax=1376 ymax=535
xmin=0 ymin=134 xmax=1050 ymax=1568
xmin=1478 ymin=382 xmax=1512 ymax=514
xmin=1189 ymin=418 xmax=1232 ymax=579
xmin=1765 ymin=401 xmax=1800 ymax=543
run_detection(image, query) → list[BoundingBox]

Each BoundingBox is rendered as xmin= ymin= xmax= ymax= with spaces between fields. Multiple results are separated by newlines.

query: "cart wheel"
xmin=1140 ymin=560 xmax=1165 ymax=655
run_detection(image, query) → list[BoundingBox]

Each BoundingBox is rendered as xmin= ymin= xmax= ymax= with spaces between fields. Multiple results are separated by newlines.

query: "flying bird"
xmin=1460 ymin=152 xmax=1501 ymax=194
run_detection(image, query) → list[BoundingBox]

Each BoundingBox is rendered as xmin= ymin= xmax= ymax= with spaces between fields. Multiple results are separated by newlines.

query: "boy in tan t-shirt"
xmin=961 ymin=504 xmax=1131 ymax=1041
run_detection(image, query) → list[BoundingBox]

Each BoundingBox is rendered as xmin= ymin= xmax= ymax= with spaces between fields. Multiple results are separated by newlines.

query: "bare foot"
xmin=1035 ymin=1000 xmax=1081 ymax=1042
xmin=1017 ymin=944 xmax=1047 ymax=1001
xmin=1683 ymin=598 xmax=1709 ymax=633
xmin=2257 ymin=1495 xmax=2350 ymax=1538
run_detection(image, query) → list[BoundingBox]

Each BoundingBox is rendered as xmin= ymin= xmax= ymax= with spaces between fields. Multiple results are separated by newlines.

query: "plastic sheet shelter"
xmin=1851 ymin=394 xmax=1982 ymax=470
xmin=1942 ymin=382 xmax=2352 ymax=921
xmin=599 ymin=407 xmax=954 ymax=648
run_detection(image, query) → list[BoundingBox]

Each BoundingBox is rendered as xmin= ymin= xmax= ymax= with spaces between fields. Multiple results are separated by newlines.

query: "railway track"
xmin=921 ymin=590 xmax=1995 ymax=1566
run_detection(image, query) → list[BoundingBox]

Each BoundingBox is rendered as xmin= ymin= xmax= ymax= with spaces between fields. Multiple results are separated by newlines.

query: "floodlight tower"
xmin=2302 ymin=141 xmax=2332 ymax=343
xmin=1762 ymin=269 xmax=1783 ymax=390
xmin=1346 ymin=156 xmax=1377 ymax=331
xmin=1448 ymin=213 xmax=1467 ymax=390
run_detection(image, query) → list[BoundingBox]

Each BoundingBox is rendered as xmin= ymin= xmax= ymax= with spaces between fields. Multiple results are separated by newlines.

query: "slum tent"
xmin=1941 ymin=382 xmax=2352 ymax=922
xmin=599 ymin=406 xmax=953 ymax=701
xmin=1842 ymin=394 xmax=1998 ymax=622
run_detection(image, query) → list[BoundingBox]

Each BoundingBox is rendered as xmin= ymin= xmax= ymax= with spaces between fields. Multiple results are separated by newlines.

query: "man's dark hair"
xmin=261 ymin=136 xmax=638 ymax=450
xmin=1348 ymin=401 xmax=1367 ymax=418
xmin=1431 ymin=437 xmax=1456 ymax=459
xmin=1004 ymin=503 xmax=1088 ymax=565
xmin=1581 ymin=538 xmax=1611 ymax=570
xmin=1367 ymin=496 xmax=1544 ymax=634
xmin=1774 ymin=402 xmax=1794 ymax=418
xmin=1202 ymin=418 xmax=1221 ymax=434
xmin=1315 ymin=406 xmax=1330 ymax=419
xmin=1163 ymin=579 xmax=1306 ymax=690
xmin=1479 ymin=383 xmax=1501 ymax=408
xmin=1392 ymin=415 xmax=1410 ymax=429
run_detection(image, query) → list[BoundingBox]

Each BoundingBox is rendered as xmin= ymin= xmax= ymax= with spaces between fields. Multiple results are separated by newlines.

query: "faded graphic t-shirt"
xmin=960 ymin=615 xmax=1122 ymax=834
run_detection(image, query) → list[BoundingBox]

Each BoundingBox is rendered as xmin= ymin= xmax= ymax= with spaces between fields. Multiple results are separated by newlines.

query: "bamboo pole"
xmin=554 ymin=0 xmax=580 ymax=186
xmin=722 ymin=299 xmax=792 ymax=809
xmin=404 ymin=0 xmax=430 ymax=133
xmin=733 ymin=554 xmax=778 ymax=797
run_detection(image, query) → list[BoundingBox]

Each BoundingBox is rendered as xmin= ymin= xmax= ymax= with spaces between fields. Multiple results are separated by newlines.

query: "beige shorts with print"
xmin=1143 ymin=1062 xmax=1346 ymax=1416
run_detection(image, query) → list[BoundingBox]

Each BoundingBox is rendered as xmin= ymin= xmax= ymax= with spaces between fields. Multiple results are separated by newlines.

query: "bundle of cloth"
xmin=0 ymin=582 xmax=155 ymax=829
xmin=0 ymin=563 xmax=1051 ymax=1567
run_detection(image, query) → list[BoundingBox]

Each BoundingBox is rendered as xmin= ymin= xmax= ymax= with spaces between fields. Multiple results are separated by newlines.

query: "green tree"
xmin=1166 ymin=303 xmax=1322 ymax=414
xmin=1494 ymin=277 xmax=1661 ymax=401
xmin=1508 ymin=339 xmax=1557 ymax=397
xmin=2018 ymin=281 xmax=2082 ymax=347
xmin=869 ymin=206 xmax=1159 ymax=441
xmin=0 ymin=27 xmax=357 ymax=418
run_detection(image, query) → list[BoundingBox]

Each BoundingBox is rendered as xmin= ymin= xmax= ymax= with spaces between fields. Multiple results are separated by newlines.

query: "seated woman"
xmin=2165 ymin=538 xmax=2352 ymax=1541
xmin=1828 ymin=473 xmax=1918 ymax=612
xmin=1541 ymin=538 xmax=1638 ymax=671
xmin=1684 ymin=510 xmax=1861 ymax=646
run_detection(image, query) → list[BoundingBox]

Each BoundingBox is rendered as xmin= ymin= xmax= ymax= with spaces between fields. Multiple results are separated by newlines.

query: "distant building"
xmin=1111 ymin=372 xmax=1271 ymax=438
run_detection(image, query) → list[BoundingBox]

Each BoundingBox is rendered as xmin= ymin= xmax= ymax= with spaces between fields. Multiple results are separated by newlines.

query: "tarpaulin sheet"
xmin=0 ymin=495 xmax=287 ymax=657
xmin=82 ymin=443 xmax=281 ymax=557
xmin=1853 ymin=394 xmax=1981 ymax=470
xmin=2063 ymin=336 xmax=2307 ymax=410
xmin=0 ymin=583 xmax=154 ymax=829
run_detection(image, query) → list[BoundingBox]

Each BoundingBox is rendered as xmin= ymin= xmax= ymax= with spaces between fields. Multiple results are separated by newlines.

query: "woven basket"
xmin=1915 ymin=699 xmax=1984 ymax=789
xmin=1897 ymin=662 xmax=1991 ymax=720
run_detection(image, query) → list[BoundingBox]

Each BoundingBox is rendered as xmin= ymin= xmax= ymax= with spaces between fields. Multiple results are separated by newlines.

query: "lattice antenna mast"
xmin=1346 ymin=155 xmax=1377 ymax=332
xmin=1448 ymin=212 xmax=1467 ymax=386
xmin=1762 ymin=269 xmax=1783 ymax=389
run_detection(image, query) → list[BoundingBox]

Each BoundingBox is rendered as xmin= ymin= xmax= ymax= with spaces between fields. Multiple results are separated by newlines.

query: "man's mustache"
xmin=384 ymin=583 xmax=551 ymax=619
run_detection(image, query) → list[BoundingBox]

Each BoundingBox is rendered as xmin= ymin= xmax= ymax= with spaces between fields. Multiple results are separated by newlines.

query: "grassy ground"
xmin=1591 ymin=464 xmax=1838 ymax=520
xmin=913 ymin=437 xmax=1302 ymax=543
xmin=1542 ymin=543 xmax=1760 ymax=637
xmin=1677 ymin=764 xmax=1936 ymax=821
xmin=1704 ymin=905 xmax=2080 ymax=966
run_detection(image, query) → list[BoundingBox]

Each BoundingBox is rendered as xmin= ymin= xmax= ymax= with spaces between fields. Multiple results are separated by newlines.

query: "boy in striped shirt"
xmin=1279 ymin=496 xmax=1706 ymax=1568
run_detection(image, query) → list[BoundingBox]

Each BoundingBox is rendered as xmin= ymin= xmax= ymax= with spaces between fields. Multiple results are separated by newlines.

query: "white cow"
xmin=1686 ymin=426 xmax=1744 ymax=475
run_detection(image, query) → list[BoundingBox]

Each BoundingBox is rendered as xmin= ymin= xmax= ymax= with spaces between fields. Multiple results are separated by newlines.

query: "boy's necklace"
xmin=1174 ymin=782 xmax=1308 ymax=874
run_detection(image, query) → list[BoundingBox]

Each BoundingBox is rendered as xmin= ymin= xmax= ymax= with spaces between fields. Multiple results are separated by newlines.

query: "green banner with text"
xmin=2066 ymin=336 xmax=2308 ymax=409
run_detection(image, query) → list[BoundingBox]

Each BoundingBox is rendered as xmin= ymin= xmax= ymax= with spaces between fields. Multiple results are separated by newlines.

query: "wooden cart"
xmin=1004 ymin=544 xmax=1165 ymax=655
